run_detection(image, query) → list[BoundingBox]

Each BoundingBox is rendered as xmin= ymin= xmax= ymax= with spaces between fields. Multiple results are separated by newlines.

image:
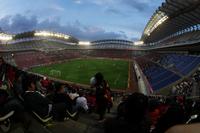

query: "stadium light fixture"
xmin=78 ymin=41 xmax=91 ymax=45
xmin=134 ymin=41 xmax=144 ymax=46
xmin=0 ymin=33 xmax=13 ymax=41
xmin=34 ymin=31 xmax=70 ymax=39
xmin=144 ymin=11 xmax=168 ymax=36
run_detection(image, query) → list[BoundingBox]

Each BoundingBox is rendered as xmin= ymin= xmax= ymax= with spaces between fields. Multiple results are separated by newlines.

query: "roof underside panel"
xmin=141 ymin=0 xmax=200 ymax=44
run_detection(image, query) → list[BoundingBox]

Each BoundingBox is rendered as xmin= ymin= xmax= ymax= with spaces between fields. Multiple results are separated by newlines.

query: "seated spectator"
xmin=23 ymin=78 xmax=66 ymax=121
xmin=40 ymin=77 xmax=51 ymax=94
xmin=68 ymin=89 xmax=79 ymax=100
xmin=13 ymin=71 xmax=24 ymax=97
xmin=6 ymin=65 xmax=16 ymax=88
xmin=0 ymin=81 xmax=30 ymax=132
xmin=105 ymin=92 xmax=150 ymax=133
xmin=36 ymin=77 xmax=46 ymax=95
xmin=76 ymin=91 xmax=88 ymax=112
xmin=53 ymin=83 xmax=74 ymax=113
xmin=0 ymin=57 xmax=7 ymax=81
xmin=45 ymin=83 xmax=55 ymax=102
xmin=0 ymin=82 xmax=9 ymax=106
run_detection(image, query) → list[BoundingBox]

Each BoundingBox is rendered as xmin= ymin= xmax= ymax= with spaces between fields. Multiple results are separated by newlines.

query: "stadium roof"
xmin=141 ymin=0 xmax=200 ymax=44
xmin=91 ymin=39 xmax=133 ymax=43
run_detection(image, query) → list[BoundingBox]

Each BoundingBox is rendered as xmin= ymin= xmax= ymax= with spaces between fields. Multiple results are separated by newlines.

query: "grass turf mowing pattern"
xmin=30 ymin=59 xmax=129 ymax=89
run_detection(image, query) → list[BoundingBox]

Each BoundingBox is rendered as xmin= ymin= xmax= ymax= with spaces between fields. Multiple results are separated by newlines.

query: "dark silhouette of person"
xmin=91 ymin=72 xmax=108 ymax=121
xmin=105 ymin=92 xmax=150 ymax=133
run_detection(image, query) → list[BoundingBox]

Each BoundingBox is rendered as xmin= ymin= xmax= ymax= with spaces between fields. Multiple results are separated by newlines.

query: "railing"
xmin=133 ymin=60 xmax=153 ymax=95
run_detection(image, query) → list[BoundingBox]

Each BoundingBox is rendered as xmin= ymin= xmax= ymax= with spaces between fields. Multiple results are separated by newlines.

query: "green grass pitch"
xmin=30 ymin=59 xmax=129 ymax=89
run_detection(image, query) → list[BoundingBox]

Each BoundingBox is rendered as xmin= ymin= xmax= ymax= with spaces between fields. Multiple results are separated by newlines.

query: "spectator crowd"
xmin=172 ymin=69 xmax=200 ymax=96
xmin=1 ymin=56 xmax=200 ymax=133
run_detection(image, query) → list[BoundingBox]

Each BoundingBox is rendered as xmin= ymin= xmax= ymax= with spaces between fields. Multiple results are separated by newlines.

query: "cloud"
xmin=0 ymin=16 xmax=11 ymax=32
xmin=105 ymin=8 xmax=125 ymax=16
xmin=72 ymin=0 xmax=159 ymax=12
xmin=90 ymin=0 xmax=115 ymax=5
xmin=73 ymin=0 xmax=82 ymax=4
xmin=11 ymin=15 xmax=38 ymax=32
xmin=122 ymin=0 xmax=150 ymax=12
xmin=73 ymin=0 xmax=115 ymax=5
xmin=122 ymin=0 xmax=163 ymax=12
xmin=0 ymin=15 xmax=37 ymax=33
xmin=49 ymin=4 xmax=65 ymax=12
xmin=0 ymin=14 xmax=127 ymax=41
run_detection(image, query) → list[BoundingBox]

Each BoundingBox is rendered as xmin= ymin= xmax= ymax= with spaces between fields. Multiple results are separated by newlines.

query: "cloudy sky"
xmin=0 ymin=0 xmax=164 ymax=41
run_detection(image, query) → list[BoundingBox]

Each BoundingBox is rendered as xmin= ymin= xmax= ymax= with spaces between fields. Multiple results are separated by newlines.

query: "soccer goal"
xmin=50 ymin=70 xmax=61 ymax=77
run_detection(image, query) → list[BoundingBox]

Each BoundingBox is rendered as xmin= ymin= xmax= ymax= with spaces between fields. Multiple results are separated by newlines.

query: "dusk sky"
xmin=0 ymin=0 xmax=164 ymax=41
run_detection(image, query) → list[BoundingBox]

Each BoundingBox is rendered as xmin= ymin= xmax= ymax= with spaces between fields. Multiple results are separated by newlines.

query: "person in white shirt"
xmin=76 ymin=92 xmax=88 ymax=112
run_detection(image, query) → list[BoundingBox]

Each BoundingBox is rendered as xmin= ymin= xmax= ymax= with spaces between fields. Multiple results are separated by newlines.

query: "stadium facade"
xmin=1 ymin=1 xmax=200 ymax=132
xmin=90 ymin=39 xmax=134 ymax=49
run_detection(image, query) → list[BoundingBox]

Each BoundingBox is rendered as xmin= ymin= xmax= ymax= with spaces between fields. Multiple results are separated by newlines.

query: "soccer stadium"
xmin=0 ymin=0 xmax=200 ymax=133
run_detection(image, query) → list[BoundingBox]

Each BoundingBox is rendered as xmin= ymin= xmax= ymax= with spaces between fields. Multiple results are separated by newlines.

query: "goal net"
xmin=50 ymin=70 xmax=61 ymax=77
